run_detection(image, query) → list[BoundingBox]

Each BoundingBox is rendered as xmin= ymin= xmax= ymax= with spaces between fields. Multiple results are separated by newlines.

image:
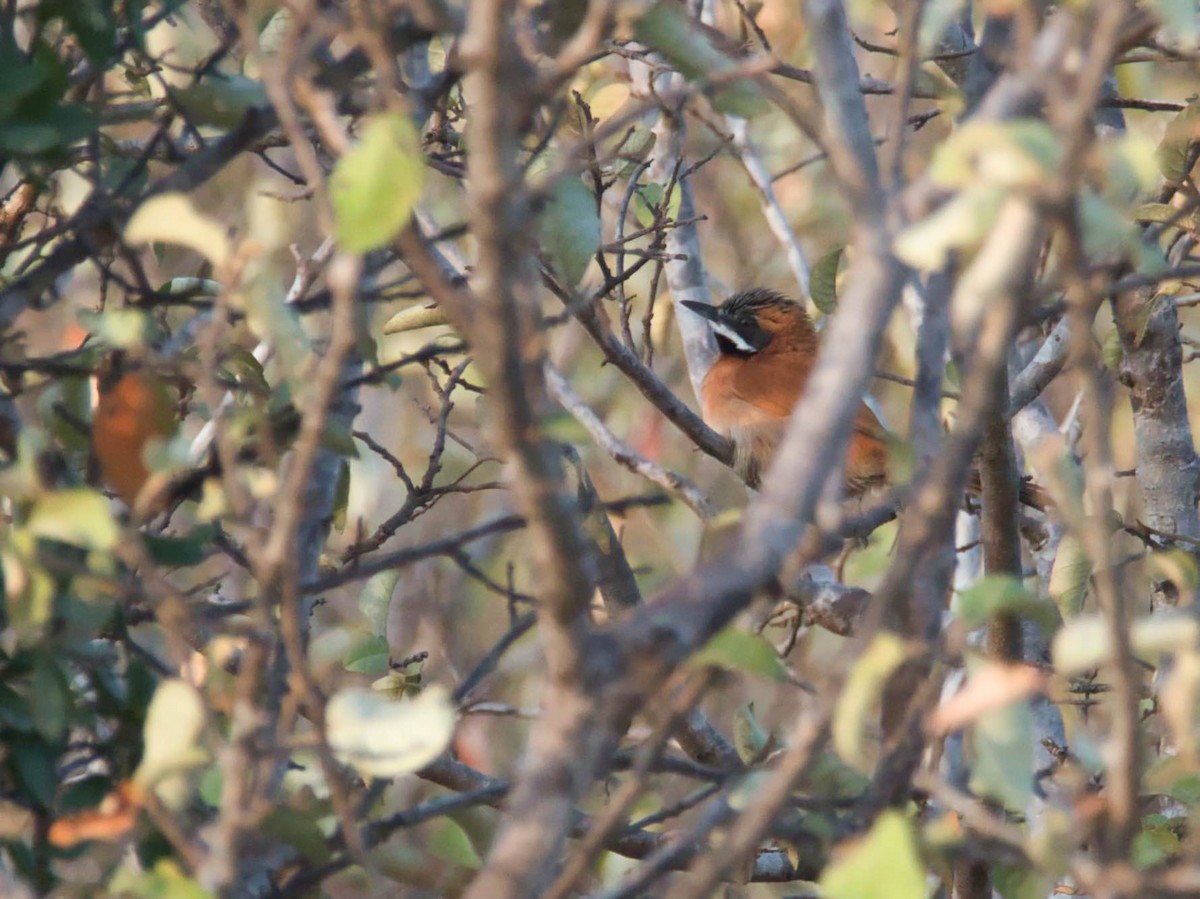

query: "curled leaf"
xmin=126 ymin=193 xmax=231 ymax=269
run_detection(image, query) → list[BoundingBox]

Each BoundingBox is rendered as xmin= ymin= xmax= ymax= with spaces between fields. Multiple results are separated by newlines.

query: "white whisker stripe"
xmin=709 ymin=319 xmax=757 ymax=353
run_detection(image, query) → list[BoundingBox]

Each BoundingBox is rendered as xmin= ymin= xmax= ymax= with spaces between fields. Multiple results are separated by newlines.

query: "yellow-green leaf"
xmin=732 ymin=702 xmax=770 ymax=763
xmin=427 ymin=817 xmax=483 ymax=870
xmin=1158 ymin=100 xmax=1200 ymax=184
xmin=993 ymin=863 xmax=1053 ymax=899
xmin=833 ymin=633 xmax=909 ymax=770
xmin=331 ymin=113 xmax=425 ymax=253
xmin=76 ymin=308 xmax=155 ymax=351
xmin=690 ymin=627 xmax=788 ymax=682
xmin=174 ymin=73 xmax=268 ymax=129
xmin=633 ymin=1 xmax=765 ymax=117
xmin=28 ymin=489 xmax=119 ymax=552
xmin=955 ymin=574 xmax=1059 ymax=634
xmin=343 ymin=634 xmax=391 ymax=676
xmin=134 ymin=679 xmax=207 ymax=789
xmin=383 ymin=304 xmax=451 ymax=334
xmin=820 ymin=810 xmax=925 ymax=899
xmin=1048 ymin=535 xmax=1090 ymax=618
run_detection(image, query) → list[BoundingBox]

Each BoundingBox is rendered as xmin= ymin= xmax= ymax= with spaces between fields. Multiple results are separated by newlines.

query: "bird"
xmin=682 ymin=287 xmax=889 ymax=494
xmin=684 ymin=288 xmax=1050 ymax=513
xmin=92 ymin=354 xmax=179 ymax=512
xmin=92 ymin=351 xmax=306 ymax=517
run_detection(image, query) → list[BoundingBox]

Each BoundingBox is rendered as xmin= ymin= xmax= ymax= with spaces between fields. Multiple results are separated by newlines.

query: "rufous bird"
xmin=683 ymin=287 xmax=889 ymax=493
xmin=92 ymin=355 xmax=179 ymax=512
xmin=684 ymin=288 xmax=1049 ymax=512
xmin=94 ymin=352 xmax=304 ymax=515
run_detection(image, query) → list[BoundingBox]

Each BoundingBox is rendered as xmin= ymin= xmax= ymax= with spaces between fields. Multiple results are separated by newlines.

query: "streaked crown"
xmin=682 ymin=288 xmax=812 ymax=357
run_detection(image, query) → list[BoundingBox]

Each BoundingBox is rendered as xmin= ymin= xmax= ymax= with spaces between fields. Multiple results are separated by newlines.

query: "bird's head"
xmin=682 ymin=288 xmax=813 ymax=357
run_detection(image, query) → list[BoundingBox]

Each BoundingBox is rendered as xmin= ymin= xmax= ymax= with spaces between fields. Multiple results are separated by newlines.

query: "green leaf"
xmin=319 ymin=423 xmax=360 ymax=458
xmin=1157 ymin=100 xmax=1200 ymax=184
xmin=3 ymin=543 xmax=55 ymax=638
xmin=30 ymin=652 xmax=70 ymax=744
xmin=360 ymin=569 xmax=400 ymax=635
xmin=1133 ymin=818 xmax=1183 ymax=868
xmin=0 ymin=104 xmax=97 ymax=156
xmin=690 ymin=627 xmax=788 ymax=681
xmin=45 ymin=375 xmax=92 ymax=451
xmin=142 ymin=527 xmax=216 ymax=567
xmin=260 ymin=808 xmax=332 ymax=865
xmin=28 ymin=489 xmax=119 ymax=551
xmin=993 ymin=863 xmax=1053 ymax=899
xmin=633 ymin=1 xmax=765 ymax=117
xmin=1146 ymin=756 xmax=1200 ymax=804
xmin=955 ymin=574 xmax=1060 ymax=634
xmin=344 ymin=634 xmax=391 ymax=676
xmin=969 ymin=693 xmax=1033 ymax=811
xmin=810 ymin=247 xmax=843 ymax=315
xmin=173 ymin=73 xmax=268 ymax=128
xmin=427 ymin=817 xmax=484 ymax=870
xmin=11 ymin=735 xmax=58 ymax=807
xmin=58 ymin=774 xmax=115 ymax=815
xmin=330 ymin=113 xmax=425 ymax=253
xmin=540 ymin=176 xmax=601 ymax=287
xmin=0 ymin=682 xmax=36 ymax=733
xmin=819 ymin=810 xmax=925 ymax=899
xmin=331 ymin=459 xmax=351 ymax=532
xmin=1101 ymin=325 xmax=1124 ymax=374
xmin=326 ymin=685 xmax=456 ymax=778
xmin=0 ymin=57 xmax=51 ymax=122
xmin=833 ymin=633 xmax=908 ymax=770
xmin=77 ymin=307 xmax=155 ymax=350
xmin=632 ymin=182 xmax=666 ymax=228
xmin=803 ymin=750 xmax=870 ymax=800
xmin=134 ymin=679 xmax=208 ymax=790
xmin=732 ymin=702 xmax=770 ymax=763
xmin=1048 ymin=535 xmax=1090 ymax=618
xmin=218 ymin=344 xmax=270 ymax=395
xmin=61 ymin=0 xmax=118 ymax=62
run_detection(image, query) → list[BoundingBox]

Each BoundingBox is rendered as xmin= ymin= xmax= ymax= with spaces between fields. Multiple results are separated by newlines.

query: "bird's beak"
xmin=681 ymin=299 xmax=768 ymax=354
xmin=680 ymin=300 xmax=723 ymax=325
